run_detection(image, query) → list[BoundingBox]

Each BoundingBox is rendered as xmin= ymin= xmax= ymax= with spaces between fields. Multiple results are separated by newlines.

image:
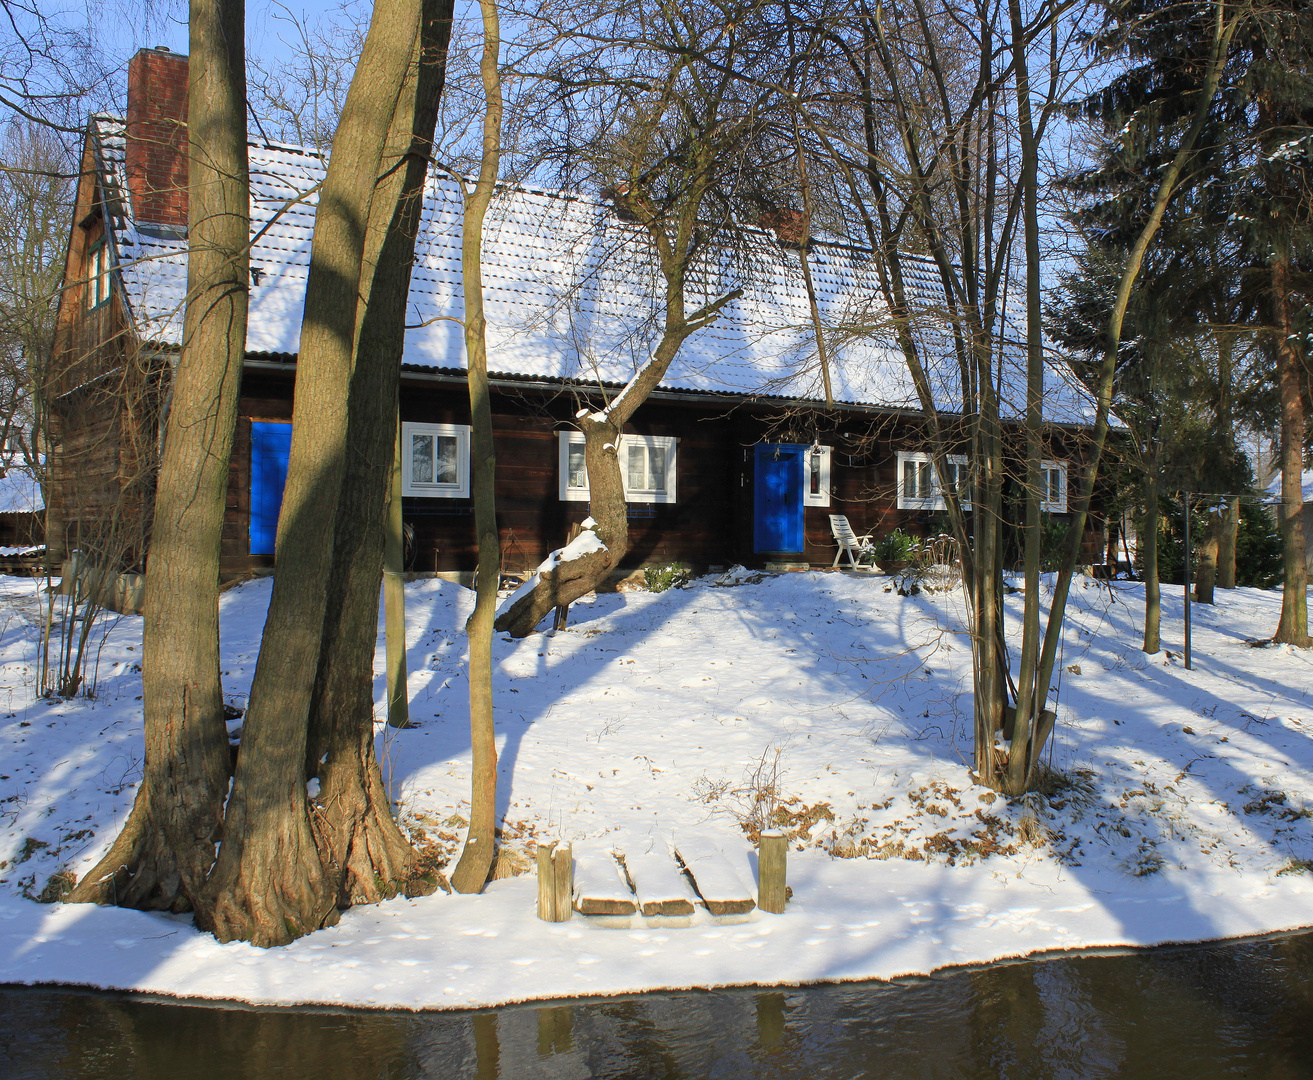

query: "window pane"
xmin=647 ymin=445 xmax=667 ymax=491
xmin=904 ymin=459 xmax=917 ymax=497
xmin=87 ymin=246 xmax=100 ymax=308
xmin=919 ymin=461 xmax=932 ymax=498
xmin=412 ymin=434 xmax=434 ymax=484
xmin=810 ymin=453 xmax=821 ymax=495
xmin=568 ymin=444 xmax=587 ymax=489
xmin=628 ymin=444 xmax=646 ymax=490
xmin=435 ymin=435 xmax=458 ymax=485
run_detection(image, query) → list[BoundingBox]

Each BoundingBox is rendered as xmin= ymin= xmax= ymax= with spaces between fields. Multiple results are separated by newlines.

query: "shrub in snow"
xmin=644 ymin=561 xmax=693 ymax=593
xmin=873 ymin=528 xmax=914 ymax=565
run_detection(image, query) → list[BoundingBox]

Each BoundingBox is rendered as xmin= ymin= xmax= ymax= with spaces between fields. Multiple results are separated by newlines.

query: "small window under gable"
xmin=1040 ymin=459 xmax=1068 ymax=513
xmin=559 ymin=431 xmax=677 ymax=503
xmin=897 ymin=450 xmax=969 ymax=510
xmin=87 ymin=239 xmax=111 ymax=310
xmin=804 ymin=445 xmax=832 ymax=507
xmin=402 ymin=422 xmax=470 ymax=498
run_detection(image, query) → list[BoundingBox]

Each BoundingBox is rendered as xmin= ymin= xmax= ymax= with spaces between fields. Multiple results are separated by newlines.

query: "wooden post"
xmin=758 ymin=831 xmax=787 ymax=914
xmin=537 ymin=840 xmax=557 ymax=920
xmin=537 ymin=839 xmax=572 ymax=921
xmin=553 ymin=842 xmax=573 ymax=922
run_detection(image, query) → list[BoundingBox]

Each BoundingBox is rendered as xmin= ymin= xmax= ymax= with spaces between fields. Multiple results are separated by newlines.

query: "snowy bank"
xmin=0 ymin=571 xmax=1311 ymax=1009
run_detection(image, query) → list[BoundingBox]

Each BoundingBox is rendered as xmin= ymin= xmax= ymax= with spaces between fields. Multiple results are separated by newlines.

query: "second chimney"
xmin=125 ymin=47 xmax=189 ymax=230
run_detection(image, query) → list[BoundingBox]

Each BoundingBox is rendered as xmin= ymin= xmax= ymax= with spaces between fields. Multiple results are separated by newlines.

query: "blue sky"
xmin=94 ymin=0 xmax=356 ymax=95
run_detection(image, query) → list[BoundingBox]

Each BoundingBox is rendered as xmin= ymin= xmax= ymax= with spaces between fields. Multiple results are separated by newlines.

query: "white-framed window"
xmin=1040 ymin=459 xmax=1068 ymax=513
xmin=87 ymin=240 xmax=111 ymax=310
xmin=804 ymin=445 xmax=832 ymax=507
xmin=897 ymin=450 xmax=969 ymax=510
xmin=558 ymin=431 xmax=677 ymax=503
xmin=402 ymin=422 xmax=470 ymax=497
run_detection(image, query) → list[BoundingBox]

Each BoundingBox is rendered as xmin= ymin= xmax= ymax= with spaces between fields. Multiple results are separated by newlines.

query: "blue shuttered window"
xmin=249 ymin=421 xmax=292 ymax=555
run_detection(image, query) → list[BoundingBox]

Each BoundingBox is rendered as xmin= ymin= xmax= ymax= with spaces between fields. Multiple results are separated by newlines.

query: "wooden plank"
xmin=552 ymin=843 xmax=573 ymax=922
xmin=624 ymin=848 xmax=697 ymax=917
xmin=758 ymin=831 xmax=788 ymax=914
xmin=674 ymin=838 xmax=755 ymax=915
xmin=536 ymin=841 xmax=556 ymax=920
xmin=572 ymin=847 xmax=637 ymax=916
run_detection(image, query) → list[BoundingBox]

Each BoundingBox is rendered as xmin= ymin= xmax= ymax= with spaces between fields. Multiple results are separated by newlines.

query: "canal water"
xmin=3 ymin=930 xmax=1312 ymax=1078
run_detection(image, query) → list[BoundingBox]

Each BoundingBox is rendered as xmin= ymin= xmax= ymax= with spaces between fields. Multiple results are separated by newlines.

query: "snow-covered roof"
xmin=0 ymin=461 xmax=43 ymax=515
xmin=92 ymin=116 xmax=1106 ymax=426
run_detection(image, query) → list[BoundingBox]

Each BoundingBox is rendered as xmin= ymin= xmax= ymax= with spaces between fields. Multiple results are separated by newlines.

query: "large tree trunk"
xmin=305 ymin=0 xmax=454 ymax=908
xmin=196 ymin=0 xmax=424 ymax=946
xmin=70 ymin=0 xmax=246 ymax=910
xmin=1272 ymin=252 xmax=1310 ymax=646
xmin=449 ymin=0 xmax=503 ymax=894
xmin=384 ymin=410 xmax=410 ymax=729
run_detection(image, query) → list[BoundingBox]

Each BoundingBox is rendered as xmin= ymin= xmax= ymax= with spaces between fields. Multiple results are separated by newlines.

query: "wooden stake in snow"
xmin=536 ymin=840 xmax=573 ymax=921
xmin=758 ymin=831 xmax=787 ymax=914
xmin=553 ymin=843 xmax=573 ymax=921
xmin=536 ymin=841 xmax=555 ymax=920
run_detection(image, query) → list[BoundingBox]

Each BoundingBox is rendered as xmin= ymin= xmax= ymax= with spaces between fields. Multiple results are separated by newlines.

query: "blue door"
xmin=754 ymin=444 xmax=805 ymax=552
xmin=250 ymin=421 xmax=292 ymax=555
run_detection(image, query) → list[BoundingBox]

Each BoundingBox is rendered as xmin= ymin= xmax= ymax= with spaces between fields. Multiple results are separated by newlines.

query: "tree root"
xmin=66 ymin=789 xmax=192 ymax=912
xmin=315 ymin=741 xmax=415 ymax=907
xmin=449 ymin=833 xmax=495 ymax=893
xmin=195 ymin=793 xmax=340 ymax=948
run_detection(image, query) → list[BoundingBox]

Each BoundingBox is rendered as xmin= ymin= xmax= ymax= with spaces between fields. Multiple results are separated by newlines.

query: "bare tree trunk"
xmin=197 ymin=0 xmax=425 ymax=946
xmin=1217 ymin=496 xmax=1238 ymax=589
xmin=1004 ymin=0 xmax=1045 ymax=796
xmin=385 ymin=408 xmax=410 ymax=729
xmin=71 ymin=0 xmax=245 ymax=910
xmin=449 ymin=0 xmax=503 ymax=895
xmin=304 ymin=0 xmax=453 ymax=909
xmin=1272 ymin=252 xmax=1310 ymax=646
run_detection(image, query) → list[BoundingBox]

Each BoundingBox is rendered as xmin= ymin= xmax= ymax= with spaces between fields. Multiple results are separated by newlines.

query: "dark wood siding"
xmin=218 ymin=367 xmax=1108 ymax=580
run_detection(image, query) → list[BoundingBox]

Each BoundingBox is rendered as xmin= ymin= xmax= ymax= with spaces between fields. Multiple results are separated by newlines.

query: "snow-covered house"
xmin=50 ymin=47 xmax=1111 ymax=584
xmin=0 ymin=455 xmax=44 ymax=567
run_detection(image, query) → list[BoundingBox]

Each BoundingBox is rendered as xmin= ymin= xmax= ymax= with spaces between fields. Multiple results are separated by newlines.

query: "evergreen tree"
xmin=1054 ymin=0 xmax=1311 ymax=644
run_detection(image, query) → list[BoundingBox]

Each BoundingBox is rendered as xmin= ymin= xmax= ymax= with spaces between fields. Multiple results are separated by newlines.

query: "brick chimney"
xmin=125 ymin=47 xmax=189 ymax=229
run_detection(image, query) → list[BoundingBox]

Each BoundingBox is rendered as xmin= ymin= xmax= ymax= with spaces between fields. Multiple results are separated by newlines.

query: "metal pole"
xmin=1183 ymin=491 xmax=1192 ymax=670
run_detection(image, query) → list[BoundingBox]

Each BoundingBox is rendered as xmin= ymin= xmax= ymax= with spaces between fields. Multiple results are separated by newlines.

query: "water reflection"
xmin=4 ymin=931 xmax=1313 ymax=1079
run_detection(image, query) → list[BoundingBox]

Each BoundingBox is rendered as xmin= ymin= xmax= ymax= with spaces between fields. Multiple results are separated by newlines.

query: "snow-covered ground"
xmin=0 ymin=569 xmax=1310 ymax=1009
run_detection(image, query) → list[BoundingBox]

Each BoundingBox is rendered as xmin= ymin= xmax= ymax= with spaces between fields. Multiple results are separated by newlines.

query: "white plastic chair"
xmin=829 ymin=514 xmax=875 ymax=569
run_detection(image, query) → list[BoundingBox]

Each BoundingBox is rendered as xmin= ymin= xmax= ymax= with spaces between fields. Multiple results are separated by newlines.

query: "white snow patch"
xmin=0 ymin=572 xmax=1309 ymax=1010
